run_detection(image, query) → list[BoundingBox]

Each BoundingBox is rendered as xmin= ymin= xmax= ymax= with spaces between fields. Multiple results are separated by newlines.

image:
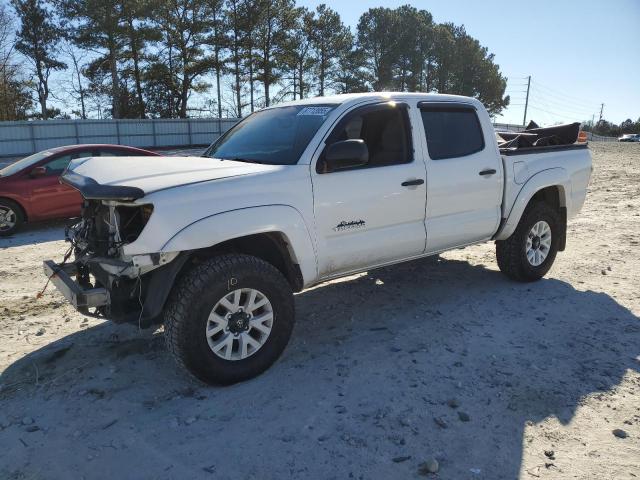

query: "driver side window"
xmin=42 ymin=151 xmax=91 ymax=175
xmin=42 ymin=154 xmax=73 ymax=175
xmin=318 ymin=103 xmax=411 ymax=173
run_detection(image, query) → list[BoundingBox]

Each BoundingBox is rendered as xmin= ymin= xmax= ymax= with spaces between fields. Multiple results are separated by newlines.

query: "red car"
xmin=0 ymin=144 xmax=160 ymax=236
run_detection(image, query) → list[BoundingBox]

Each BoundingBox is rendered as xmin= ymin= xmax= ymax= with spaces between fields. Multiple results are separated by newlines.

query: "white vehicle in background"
xmin=44 ymin=92 xmax=592 ymax=384
xmin=618 ymin=133 xmax=640 ymax=142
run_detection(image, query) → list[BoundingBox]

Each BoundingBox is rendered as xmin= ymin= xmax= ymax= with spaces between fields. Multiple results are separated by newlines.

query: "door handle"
xmin=401 ymin=179 xmax=425 ymax=187
xmin=479 ymin=169 xmax=497 ymax=176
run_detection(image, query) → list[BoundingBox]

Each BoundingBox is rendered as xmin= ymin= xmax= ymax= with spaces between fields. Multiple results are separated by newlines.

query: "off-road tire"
xmin=0 ymin=199 xmax=24 ymax=237
xmin=496 ymin=202 xmax=561 ymax=282
xmin=164 ymin=254 xmax=295 ymax=385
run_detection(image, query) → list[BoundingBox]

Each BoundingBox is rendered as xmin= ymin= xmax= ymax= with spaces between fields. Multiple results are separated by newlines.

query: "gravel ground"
xmin=0 ymin=142 xmax=638 ymax=479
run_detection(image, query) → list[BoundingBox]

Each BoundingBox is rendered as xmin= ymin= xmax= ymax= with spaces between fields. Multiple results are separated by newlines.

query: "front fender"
xmin=160 ymin=205 xmax=318 ymax=286
xmin=494 ymin=168 xmax=570 ymax=241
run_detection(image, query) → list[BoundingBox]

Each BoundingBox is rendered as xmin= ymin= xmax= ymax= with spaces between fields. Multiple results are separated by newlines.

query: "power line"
xmin=530 ymin=80 xmax=600 ymax=110
xmin=529 ymin=92 xmax=596 ymax=116
xmin=531 ymin=90 xmax=598 ymax=119
xmin=527 ymin=104 xmax=591 ymax=122
xmin=530 ymin=79 xmax=598 ymax=103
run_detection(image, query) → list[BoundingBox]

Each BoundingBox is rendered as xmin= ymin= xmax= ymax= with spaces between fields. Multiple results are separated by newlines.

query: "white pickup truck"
xmin=44 ymin=93 xmax=592 ymax=384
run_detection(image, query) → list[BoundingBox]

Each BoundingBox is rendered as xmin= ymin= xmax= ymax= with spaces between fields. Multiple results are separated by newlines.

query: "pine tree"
xmin=12 ymin=0 xmax=66 ymax=119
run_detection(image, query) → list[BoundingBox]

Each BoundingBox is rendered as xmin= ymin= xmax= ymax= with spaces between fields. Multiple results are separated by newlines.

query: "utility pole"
xmin=598 ymin=103 xmax=604 ymax=122
xmin=523 ymin=75 xmax=531 ymax=127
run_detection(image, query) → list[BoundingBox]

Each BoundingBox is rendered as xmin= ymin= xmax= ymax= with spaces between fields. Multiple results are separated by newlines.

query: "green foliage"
xmin=0 ymin=4 xmax=34 ymax=120
xmin=12 ymin=0 xmax=66 ymax=119
xmin=584 ymin=118 xmax=640 ymax=137
xmin=5 ymin=0 xmax=517 ymax=119
xmin=308 ymin=4 xmax=352 ymax=96
xmin=356 ymin=7 xmax=509 ymax=115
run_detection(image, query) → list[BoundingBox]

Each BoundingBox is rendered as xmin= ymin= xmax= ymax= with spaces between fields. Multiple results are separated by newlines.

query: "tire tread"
xmin=164 ymin=254 xmax=293 ymax=384
xmin=496 ymin=202 xmax=561 ymax=282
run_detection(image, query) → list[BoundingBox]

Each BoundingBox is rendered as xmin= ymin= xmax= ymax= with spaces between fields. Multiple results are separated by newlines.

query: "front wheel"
xmin=496 ymin=202 xmax=561 ymax=282
xmin=164 ymin=254 xmax=295 ymax=385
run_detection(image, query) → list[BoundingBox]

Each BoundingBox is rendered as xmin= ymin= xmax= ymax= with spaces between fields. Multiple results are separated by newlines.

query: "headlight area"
xmin=69 ymin=200 xmax=154 ymax=258
xmin=62 ymin=199 xmax=184 ymax=325
xmin=116 ymin=203 xmax=154 ymax=245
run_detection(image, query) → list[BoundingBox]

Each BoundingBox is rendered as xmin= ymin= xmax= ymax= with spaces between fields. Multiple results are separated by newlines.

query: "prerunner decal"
xmin=333 ymin=220 xmax=366 ymax=232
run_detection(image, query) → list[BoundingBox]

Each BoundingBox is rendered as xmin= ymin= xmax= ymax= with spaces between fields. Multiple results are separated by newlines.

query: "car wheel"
xmin=0 ymin=199 xmax=24 ymax=237
xmin=496 ymin=202 xmax=561 ymax=282
xmin=164 ymin=254 xmax=295 ymax=385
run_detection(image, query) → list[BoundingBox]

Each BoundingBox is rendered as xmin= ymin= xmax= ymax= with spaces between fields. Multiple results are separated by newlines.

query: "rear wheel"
xmin=164 ymin=254 xmax=295 ymax=385
xmin=0 ymin=199 xmax=24 ymax=237
xmin=496 ymin=202 xmax=561 ymax=282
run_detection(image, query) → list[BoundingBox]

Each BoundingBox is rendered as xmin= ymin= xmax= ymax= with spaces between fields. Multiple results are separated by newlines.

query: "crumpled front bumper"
xmin=43 ymin=260 xmax=110 ymax=314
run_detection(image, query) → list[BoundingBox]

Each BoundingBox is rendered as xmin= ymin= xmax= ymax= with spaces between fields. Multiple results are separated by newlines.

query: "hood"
xmin=66 ymin=156 xmax=282 ymax=195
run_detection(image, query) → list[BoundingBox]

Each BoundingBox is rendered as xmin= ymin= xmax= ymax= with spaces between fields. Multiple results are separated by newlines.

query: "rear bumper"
xmin=43 ymin=260 xmax=110 ymax=313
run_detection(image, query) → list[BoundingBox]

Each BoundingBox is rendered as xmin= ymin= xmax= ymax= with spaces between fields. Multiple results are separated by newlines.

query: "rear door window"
xmin=420 ymin=105 xmax=484 ymax=160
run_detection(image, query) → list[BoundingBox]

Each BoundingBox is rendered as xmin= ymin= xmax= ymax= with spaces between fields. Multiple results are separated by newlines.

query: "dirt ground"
xmin=0 ymin=142 xmax=638 ymax=479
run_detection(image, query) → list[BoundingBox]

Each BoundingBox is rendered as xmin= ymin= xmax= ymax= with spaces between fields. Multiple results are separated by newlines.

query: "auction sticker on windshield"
xmin=297 ymin=107 xmax=333 ymax=116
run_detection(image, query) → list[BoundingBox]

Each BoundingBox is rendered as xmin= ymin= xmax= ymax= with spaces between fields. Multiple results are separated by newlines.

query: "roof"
xmin=271 ymin=92 xmax=482 ymax=109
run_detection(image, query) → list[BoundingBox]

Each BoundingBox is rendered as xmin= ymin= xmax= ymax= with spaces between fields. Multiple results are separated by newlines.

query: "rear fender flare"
xmin=495 ymin=168 xmax=570 ymax=241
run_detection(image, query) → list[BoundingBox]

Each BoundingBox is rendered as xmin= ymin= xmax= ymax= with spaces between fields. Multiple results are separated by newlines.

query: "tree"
xmin=141 ymin=61 xmax=179 ymax=117
xmin=120 ymin=0 xmax=158 ymax=118
xmin=155 ymin=0 xmax=211 ymax=118
xmin=61 ymin=43 xmax=88 ymax=118
xmin=280 ymin=6 xmax=313 ymax=99
xmin=309 ymin=4 xmax=350 ymax=96
xmin=0 ymin=8 xmax=32 ymax=121
xmin=332 ymin=38 xmax=370 ymax=94
xmin=225 ymin=0 xmax=246 ymax=116
xmin=254 ymin=0 xmax=295 ymax=106
xmin=391 ymin=6 xmax=433 ymax=91
xmin=0 ymin=4 xmax=32 ymax=120
xmin=206 ymin=0 xmax=226 ymax=118
xmin=431 ymin=23 xmax=509 ymax=115
xmin=62 ymin=0 xmax=124 ymax=118
xmin=356 ymin=7 xmax=395 ymax=91
xmin=356 ymin=7 xmax=509 ymax=115
xmin=12 ymin=0 xmax=66 ymax=119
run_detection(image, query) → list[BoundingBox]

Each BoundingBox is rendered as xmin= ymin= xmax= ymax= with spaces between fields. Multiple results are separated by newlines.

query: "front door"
xmin=28 ymin=153 xmax=83 ymax=220
xmin=312 ymin=101 xmax=427 ymax=278
xmin=418 ymin=102 xmax=503 ymax=253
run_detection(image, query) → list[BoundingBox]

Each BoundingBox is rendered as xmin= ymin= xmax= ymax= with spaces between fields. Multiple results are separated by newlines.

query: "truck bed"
xmin=500 ymin=142 xmax=588 ymax=156
xmin=497 ymin=121 xmax=582 ymax=153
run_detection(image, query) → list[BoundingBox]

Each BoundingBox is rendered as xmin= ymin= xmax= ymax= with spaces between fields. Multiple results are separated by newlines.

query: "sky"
xmin=299 ymin=0 xmax=640 ymax=126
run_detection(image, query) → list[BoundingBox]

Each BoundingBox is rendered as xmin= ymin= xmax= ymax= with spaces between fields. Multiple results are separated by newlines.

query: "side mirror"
xmin=324 ymin=139 xmax=369 ymax=172
xmin=29 ymin=166 xmax=47 ymax=178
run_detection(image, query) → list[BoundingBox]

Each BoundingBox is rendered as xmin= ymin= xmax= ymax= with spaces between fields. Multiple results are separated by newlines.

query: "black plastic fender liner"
xmin=138 ymin=253 xmax=191 ymax=328
xmin=61 ymin=171 xmax=145 ymax=200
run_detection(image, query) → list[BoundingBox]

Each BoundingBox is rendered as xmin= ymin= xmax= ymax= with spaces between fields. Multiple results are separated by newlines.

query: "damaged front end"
xmin=43 ymin=173 xmax=186 ymax=327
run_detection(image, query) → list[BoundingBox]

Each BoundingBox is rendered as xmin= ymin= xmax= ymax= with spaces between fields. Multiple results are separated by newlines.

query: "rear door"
xmin=311 ymin=101 xmax=427 ymax=277
xmin=418 ymin=102 xmax=502 ymax=253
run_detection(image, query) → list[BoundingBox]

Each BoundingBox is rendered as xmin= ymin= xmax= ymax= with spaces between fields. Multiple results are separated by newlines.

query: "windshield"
xmin=0 ymin=150 xmax=55 ymax=177
xmin=204 ymin=104 xmax=337 ymax=165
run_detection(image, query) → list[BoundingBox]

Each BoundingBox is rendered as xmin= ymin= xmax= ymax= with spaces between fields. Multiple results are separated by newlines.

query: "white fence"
xmin=0 ymin=118 xmax=239 ymax=158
